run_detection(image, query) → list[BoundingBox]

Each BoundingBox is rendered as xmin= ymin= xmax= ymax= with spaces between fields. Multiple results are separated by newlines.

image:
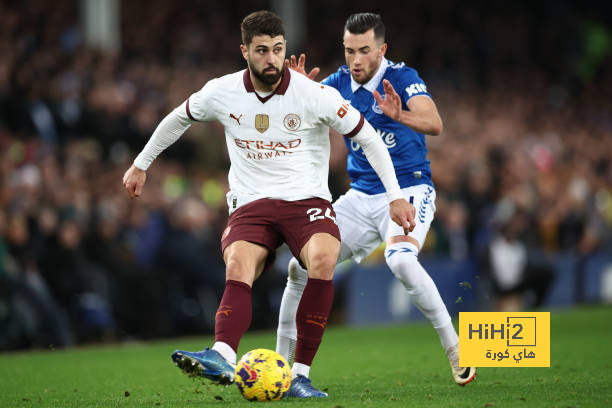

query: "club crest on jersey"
xmin=372 ymin=99 xmax=383 ymax=114
xmin=255 ymin=114 xmax=269 ymax=133
xmin=283 ymin=113 xmax=301 ymax=131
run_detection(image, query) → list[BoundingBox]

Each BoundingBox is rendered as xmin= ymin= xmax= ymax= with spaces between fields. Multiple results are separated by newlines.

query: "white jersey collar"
xmin=350 ymin=57 xmax=389 ymax=93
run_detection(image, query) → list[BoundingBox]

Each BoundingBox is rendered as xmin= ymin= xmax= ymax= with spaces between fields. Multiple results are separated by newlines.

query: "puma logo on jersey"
xmin=229 ymin=113 xmax=243 ymax=125
xmin=405 ymin=83 xmax=427 ymax=97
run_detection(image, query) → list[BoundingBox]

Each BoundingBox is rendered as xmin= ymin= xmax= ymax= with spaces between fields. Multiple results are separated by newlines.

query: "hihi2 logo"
xmin=459 ymin=312 xmax=550 ymax=367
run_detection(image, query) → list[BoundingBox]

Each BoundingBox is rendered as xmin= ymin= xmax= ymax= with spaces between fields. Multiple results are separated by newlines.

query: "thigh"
xmin=299 ymin=232 xmax=340 ymax=274
xmin=223 ymin=240 xmax=270 ymax=285
xmin=334 ymin=189 xmax=384 ymax=263
xmin=221 ymin=198 xmax=283 ymax=274
xmin=380 ymin=184 xmax=436 ymax=251
xmin=275 ymin=198 xmax=341 ymax=265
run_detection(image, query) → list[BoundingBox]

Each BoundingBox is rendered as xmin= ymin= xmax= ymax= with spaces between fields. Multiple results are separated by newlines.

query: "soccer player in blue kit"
xmin=276 ymin=13 xmax=476 ymax=393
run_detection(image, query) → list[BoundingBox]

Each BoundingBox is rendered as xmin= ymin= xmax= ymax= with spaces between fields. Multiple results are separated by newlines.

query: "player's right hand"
xmin=372 ymin=79 xmax=403 ymax=122
xmin=284 ymin=54 xmax=320 ymax=81
xmin=122 ymin=165 xmax=147 ymax=199
xmin=389 ymin=198 xmax=416 ymax=235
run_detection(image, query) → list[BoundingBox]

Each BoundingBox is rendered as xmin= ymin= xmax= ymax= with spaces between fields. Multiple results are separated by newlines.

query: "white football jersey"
xmin=179 ymin=66 xmax=364 ymax=213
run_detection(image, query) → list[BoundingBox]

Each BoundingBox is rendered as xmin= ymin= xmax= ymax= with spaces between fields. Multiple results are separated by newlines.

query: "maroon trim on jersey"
xmin=344 ymin=114 xmax=365 ymax=138
xmin=242 ymin=66 xmax=291 ymax=103
xmin=186 ymin=97 xmax=197 ymax=121
xmin=275 ymin=66 xmax=291 ymax=94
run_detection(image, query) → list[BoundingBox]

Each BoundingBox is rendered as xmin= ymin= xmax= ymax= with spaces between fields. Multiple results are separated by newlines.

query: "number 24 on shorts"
xmin=306 ymin=207 xmax=336 ymax=223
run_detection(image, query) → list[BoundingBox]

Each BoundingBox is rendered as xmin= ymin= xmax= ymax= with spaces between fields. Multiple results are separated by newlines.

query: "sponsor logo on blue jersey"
xmin=406 ymin=83 xmax=427 ymax=97
xmin=350 ymin=128 xmax=396 ymax=151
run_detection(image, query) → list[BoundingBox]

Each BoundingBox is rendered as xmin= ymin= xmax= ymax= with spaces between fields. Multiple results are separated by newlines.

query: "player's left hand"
xmin=285 ymin=54 xmax=320 ymax=81
xmin=389 ymin=198 xmax=416 ymax=235
xmin=372 ymin=79 xmax=403 ymax=122
xmin=122 ymin=165 xmax=147 ymax=199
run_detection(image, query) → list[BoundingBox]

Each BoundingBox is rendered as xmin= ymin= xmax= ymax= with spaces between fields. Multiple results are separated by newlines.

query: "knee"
xmin=225 ymin=258 xmax=253 ymax=283
xmin=385 ymin=244 xmax=419 ymax=270
xmin=384 ymin=244 xmax=424 ymax=290
xmin=305 ymin=250 xmax=338 ymax=280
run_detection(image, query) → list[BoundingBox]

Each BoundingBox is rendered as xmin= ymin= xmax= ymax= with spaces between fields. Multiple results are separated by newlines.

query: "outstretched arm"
xmin=373 ymin=79 xmax=443 ymax=135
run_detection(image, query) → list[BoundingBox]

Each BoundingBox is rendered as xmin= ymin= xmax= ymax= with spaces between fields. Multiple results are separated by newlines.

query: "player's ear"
xmin=240 ymin=44 xmax=249 ymax=61
xmin=380 ymin=42 xmax=387 ymax=56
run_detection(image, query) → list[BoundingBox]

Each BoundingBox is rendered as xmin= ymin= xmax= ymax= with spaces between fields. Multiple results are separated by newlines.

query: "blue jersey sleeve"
xmin=392 ymin=67 xmax=432 ymax=108
xmin=322 ymin=68 xmax=342 ymax=88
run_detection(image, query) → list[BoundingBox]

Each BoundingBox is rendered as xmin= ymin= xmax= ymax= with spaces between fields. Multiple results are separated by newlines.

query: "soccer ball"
xmin=235 ymin=349 xmax=291 ymax=401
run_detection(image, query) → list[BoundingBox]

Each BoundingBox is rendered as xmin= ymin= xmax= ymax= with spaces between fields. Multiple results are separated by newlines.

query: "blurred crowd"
xmin=0 ymin=0 xmax=610 ymax=350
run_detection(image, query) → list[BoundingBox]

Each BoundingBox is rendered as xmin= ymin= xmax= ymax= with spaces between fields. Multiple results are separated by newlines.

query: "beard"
xmin=251 ymin=64 xmax=283 ymax=85
xmin=351 ymin=52 xmax=381 ymax=84
xmin=352 ymin=65 xmax=376 ymax=84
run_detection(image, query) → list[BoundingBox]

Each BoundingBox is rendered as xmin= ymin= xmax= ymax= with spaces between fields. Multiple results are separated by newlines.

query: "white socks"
xmin=437 ymin=322 xmax=460 ymax=351
xmin=292 ymin=362 xmax=310 ymax=379
xmin=212 ymin=341 xmax=237 ymax=366
xmin=276 ymin=258 xmax=307 ymax=363
xmin=385 ymin=242 xmax=458 ymax=350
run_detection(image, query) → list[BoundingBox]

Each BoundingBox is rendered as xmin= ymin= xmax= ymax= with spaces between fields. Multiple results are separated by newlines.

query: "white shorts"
xmin=334 ymin=184 xmax=436 ymax=263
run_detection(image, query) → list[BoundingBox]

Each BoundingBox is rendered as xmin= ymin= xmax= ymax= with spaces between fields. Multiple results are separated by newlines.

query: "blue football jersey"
xmin=323 ymin=58 xmax=434 ymax=194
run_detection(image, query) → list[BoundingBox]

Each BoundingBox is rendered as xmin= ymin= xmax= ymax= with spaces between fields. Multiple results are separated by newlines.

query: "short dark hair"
xmin=344 ymin=13 xmax=385 ymax=42
xmin=241 ymin=10 xmax=285 ymax=46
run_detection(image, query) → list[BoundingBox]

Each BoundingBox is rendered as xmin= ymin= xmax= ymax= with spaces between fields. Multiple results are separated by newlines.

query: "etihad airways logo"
xmin=233 ymin=138 xmax=302 ymax=161
xmin=234 ymin=138 xmax=301 ymax=150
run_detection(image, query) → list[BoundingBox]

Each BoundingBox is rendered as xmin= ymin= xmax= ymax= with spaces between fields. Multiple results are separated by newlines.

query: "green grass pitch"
xmin=1 ymin=306 xmax=611 ymax=407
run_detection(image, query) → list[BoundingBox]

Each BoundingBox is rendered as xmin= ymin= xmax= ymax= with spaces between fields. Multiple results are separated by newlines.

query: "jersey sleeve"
xmin=317 ymin=84 xmax=364 ymax=137
xmin=180 ymin=78 xmax=219 ymax=122
xmin=321 ymin=70 xmax=340 ymax=88
xmin=396 ymin=68 xmax=432 ymax=107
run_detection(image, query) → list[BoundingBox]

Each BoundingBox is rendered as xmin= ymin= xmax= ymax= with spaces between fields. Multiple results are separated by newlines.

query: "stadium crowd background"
xmin=0 ymin=0 xmax=610 ymax=350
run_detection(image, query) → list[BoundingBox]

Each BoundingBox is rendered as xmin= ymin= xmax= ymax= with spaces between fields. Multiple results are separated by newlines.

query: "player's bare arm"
xmin=285 ymin=53 xmax=320 ymax=80
xmin=373 ymin=79 xmax=443 ymax=135
xmin=122 ymin=165 xmax=147 ymax=199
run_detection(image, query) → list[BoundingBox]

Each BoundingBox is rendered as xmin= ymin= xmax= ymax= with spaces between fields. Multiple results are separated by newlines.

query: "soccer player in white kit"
xmin=275 ymin=13 xmax=476 ymax=386
xmin=122 ymin=11 xmax=416 ymax=399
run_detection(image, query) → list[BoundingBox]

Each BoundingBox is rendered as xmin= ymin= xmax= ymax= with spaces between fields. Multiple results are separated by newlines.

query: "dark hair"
xmin=344 ymin=13 xmax=385 ymax=42
xmin=240 ymin=10 xmax=285 ymax=46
